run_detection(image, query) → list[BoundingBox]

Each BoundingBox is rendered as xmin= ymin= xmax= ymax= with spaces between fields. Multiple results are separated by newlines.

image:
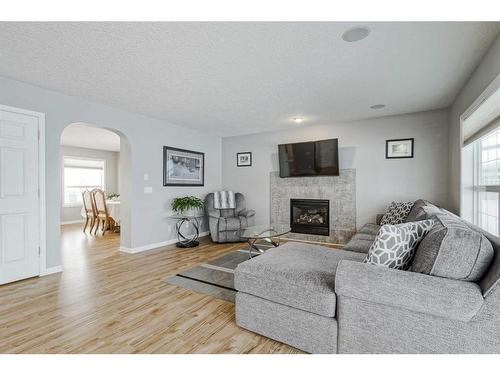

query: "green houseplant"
xmin=171 ymin=196 xmax=205 ymax=215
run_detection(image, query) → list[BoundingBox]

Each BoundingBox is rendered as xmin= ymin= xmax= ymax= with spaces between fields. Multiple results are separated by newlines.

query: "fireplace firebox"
xmin=290 ymin=199 xmax=330 ymax=236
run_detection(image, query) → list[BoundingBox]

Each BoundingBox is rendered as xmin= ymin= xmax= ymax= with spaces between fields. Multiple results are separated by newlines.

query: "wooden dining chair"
xmin=91 ymin=189 xmax=113 ymax=235
xmin=81 ymin=189 xmax=97 ymax=233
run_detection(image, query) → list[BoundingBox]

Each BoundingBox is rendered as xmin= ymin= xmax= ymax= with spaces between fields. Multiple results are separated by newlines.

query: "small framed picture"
xmin=386 ymin=138 xmax=414 ymax=159
xmin=237 ymin=152 xmax=252 ymax=167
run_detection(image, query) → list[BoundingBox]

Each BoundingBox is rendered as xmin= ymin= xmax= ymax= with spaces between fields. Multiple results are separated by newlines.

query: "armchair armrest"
xmin=206 ymin=209 xmax=220 ymax=219
xmin=238 ymin=209 xmax=255 ymax=218
xmin=335 ymin=260 xmax=484 ymax=322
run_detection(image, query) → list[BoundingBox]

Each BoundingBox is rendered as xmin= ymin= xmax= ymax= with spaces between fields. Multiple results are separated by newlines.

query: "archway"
xmin=59 ymin=122 xmax=132 ymax=259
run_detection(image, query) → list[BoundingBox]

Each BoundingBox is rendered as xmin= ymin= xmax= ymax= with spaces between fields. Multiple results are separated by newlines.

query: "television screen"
xmin=278 ymin=139 xmax=339 ymax=177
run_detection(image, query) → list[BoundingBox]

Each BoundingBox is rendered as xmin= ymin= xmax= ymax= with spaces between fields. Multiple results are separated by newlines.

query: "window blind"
xmin=463 ymin=87 xmax=500 ymax=146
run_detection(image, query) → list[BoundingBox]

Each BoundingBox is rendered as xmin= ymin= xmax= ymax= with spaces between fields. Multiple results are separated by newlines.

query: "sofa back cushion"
xmin=410 ymin=214 xmax=494 ymax=282
xmin=459 ymin=219 xmax=500 ymax=297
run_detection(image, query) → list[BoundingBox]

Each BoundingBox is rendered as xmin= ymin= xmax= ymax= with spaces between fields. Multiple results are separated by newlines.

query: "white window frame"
xmin=62 ymin=156 xmax=106 ymax=207
xmin=460 ymin=74 xmax=500 ymax=236
xmin=468 ymin=131 xmax=500 ymax=235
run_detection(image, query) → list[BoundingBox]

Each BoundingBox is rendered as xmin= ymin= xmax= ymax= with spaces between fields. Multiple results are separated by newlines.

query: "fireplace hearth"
xmin=290 ymin=199 xmax=330 ymax=236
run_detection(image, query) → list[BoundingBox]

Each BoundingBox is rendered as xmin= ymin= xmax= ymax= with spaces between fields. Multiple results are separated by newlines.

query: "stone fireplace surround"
xmin=270 ymin=169 xmax=356 ymax=244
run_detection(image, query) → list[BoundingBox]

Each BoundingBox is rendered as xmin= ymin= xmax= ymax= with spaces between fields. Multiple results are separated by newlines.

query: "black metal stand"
xmin=175 ymin=217 xmax=200 ymax=248
xmin=246 ymin=229 xmax=280 ymax=258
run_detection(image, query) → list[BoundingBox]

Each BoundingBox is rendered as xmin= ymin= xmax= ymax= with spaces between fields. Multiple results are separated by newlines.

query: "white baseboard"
xmin=60 ymin=220 xmax=85 ymax=225
xmin=40 ymin=265 xmax=63 ymax=276
xmin=120 ymin=231 xmax=210 ymax=254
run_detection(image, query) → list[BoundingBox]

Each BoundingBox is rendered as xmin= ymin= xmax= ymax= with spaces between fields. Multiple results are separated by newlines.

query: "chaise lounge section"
xmin=234 ymin=200 xmax=500 ymax=353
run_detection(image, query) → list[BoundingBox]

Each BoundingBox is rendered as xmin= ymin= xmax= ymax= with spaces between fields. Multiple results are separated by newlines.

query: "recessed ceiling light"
xmin=342 ymin=27 xmax=370 ymax=42
xmin=370 ymin=104 xmax=386 ymax=110
xmin=292 ymin=117 xmax=304 ymax=123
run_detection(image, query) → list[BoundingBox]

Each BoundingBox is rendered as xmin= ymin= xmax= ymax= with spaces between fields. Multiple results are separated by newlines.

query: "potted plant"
xmin=171 ymin=196 xmax=205 ymax=216
xmin=107 ymin=193 xmax=120 ymax=201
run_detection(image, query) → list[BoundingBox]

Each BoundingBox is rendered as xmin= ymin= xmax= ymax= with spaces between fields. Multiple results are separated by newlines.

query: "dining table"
xmin=81 ymin=199 xmax=121 ymax=224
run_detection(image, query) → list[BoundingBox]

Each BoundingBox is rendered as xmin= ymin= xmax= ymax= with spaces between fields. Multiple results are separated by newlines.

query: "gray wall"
xmin=0 ymin=76 xmax=222 ymax=268
xmin=448 ymin=34 xmax=500 ymax=213
xmin=222 ymin=110 xmax=449 ymax=228
xmin=60 ymin=145 xmax=120 ymax=223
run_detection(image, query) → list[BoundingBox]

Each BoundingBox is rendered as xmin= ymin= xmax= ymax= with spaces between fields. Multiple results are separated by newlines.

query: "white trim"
xmin=60 ymin=220 xmax=86 ymax=225
xmin=0 ymin=104 xmax=47 ymax=278
xmin=119 ymin=231 xmax=209 ymax=254
xmin=40 ymin=265 xmax=62 ymax=276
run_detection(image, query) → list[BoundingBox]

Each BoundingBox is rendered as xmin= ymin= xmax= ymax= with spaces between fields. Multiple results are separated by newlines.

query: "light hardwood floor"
xmin=0 ymin=224 xmax=301 ymax=354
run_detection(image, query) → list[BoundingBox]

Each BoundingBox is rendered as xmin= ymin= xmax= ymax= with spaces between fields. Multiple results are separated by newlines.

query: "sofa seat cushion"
xmin=358 ymin=223 xmax=381 ymax=236
xmin=234 ymin=242 xmax=366 ymax=317
xmin=218 ymin=216 xmax=243 ymax=231
xmin=411 ymin=213 xmax=494 ymax=281
xmin=342 ymin=233 xmax=376 ymax=254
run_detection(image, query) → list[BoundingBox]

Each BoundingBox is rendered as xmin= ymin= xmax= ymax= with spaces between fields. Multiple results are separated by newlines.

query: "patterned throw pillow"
xmin=380 ymin=201 xmax=415 ymax=225
xmin=364 ymin=219 xmax=434 ymax=269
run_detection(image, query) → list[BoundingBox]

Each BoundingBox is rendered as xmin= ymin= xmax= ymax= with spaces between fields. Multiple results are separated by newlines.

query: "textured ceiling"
xmin=61 ymin=123 xmax=121 ymax=152
xmin=0 ymin=22 xmax=499 ymax=136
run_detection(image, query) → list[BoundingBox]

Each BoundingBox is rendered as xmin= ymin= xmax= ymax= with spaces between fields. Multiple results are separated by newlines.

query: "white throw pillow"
xmin=380 ymin=201 xmax=415 ymax=225
xmin=364 ymin=219 xmax=434 ymax=270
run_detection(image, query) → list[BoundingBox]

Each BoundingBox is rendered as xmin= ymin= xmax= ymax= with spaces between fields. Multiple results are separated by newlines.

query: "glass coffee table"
xmin=239 ymin=224 xmax=291 ymax=258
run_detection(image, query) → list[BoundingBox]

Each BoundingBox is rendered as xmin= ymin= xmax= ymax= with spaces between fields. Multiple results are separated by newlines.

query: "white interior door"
xmin=0 ymin=107 xmax=40 ymax=284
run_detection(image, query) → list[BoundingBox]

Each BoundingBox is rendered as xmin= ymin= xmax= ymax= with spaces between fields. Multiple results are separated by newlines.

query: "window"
xmin=464 ymin=127 xmax=500 ymax=236
xmin=63 ymin=157 xmax=105 ymax=206
xmin=461 ymin=81 xmax=500 ymax=236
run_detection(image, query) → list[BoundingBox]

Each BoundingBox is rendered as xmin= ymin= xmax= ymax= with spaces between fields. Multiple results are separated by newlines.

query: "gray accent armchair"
xmin=205 ymin=193 xmax=256 ymax=243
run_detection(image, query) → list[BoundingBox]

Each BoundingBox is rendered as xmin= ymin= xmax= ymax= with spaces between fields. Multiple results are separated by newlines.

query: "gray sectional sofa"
xmin=234 ymin=200 xmax=500 ymax=353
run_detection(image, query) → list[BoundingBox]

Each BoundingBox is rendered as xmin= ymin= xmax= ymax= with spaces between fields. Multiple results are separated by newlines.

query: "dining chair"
xmin=91 ymin=189 xmax=113 ymax=235
xmin=81 ymin=190 xmax=97 ymax=233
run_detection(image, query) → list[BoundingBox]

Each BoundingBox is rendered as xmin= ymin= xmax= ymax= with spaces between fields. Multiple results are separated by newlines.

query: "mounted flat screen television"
xmin=278 ymin=138 xmax=339 ymax=177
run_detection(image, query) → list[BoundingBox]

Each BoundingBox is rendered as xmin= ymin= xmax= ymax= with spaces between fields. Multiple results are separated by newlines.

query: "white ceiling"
xmin=61 ymin=123 xmax=121 ymax=152
xmin=0 ymin=22 xmax=499 ymax=137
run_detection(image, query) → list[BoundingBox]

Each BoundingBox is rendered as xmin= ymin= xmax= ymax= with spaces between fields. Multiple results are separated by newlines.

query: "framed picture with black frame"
xmin=163 ymin=146 xmax=205 ymax=186
xmin=237 ymin=152 xmax=252 ymax=167
xmin=385 ymin=138 xmax=414 ymax=159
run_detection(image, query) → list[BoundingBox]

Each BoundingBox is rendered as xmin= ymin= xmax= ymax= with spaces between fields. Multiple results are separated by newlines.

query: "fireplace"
xmin=290 ymin=199 xmax=330 ymax=236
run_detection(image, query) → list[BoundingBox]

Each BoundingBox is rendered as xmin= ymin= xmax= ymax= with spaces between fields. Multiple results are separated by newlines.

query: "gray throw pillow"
xmin=364 ymin=219 xmax=434 ymax=270
xmin=404 ymin=199 xmax=439 ymax=222
xmin=410 ymin=214 xmax=494 ymax=281
xmin=413 ymin=205 xmax=443 ymax=221
xmin=380 ymin=201 xmax=415 ymax=225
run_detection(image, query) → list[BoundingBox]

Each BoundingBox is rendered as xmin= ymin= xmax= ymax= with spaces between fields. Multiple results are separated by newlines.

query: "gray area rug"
xmin=165 ymin=249 xmax=255 ymax=303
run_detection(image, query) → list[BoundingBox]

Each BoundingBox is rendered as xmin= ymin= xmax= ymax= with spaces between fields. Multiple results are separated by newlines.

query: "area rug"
xmin=165 ymin=249 xmax=256 ymax=303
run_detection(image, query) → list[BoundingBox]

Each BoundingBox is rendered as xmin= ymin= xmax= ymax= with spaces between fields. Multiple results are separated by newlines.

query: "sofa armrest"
xmin=335 ymin=260 xmax=484 ymax=322
xmin=238 ymin=209 xmax=255 ymax=218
